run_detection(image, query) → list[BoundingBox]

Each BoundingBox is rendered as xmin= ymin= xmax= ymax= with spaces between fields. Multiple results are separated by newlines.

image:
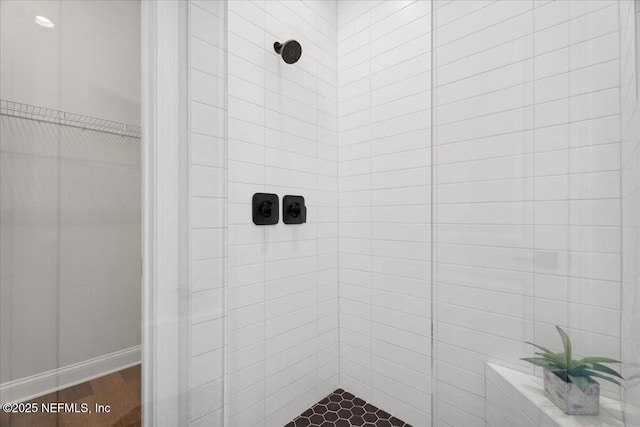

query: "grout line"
xmin=314 ymin=8 xmax=321 ymax=401
xmin=335 ymin=0 xmax=343 ymax=395
xmin=367 ymin=0 xmax=373 ymax=401
xmin=617 ymin=0 xmax=626 ymax=413
xmin=434 ymin=30 xmax=619 ymax=90
xmin=531 ymin=0 xmax=538 ymax=370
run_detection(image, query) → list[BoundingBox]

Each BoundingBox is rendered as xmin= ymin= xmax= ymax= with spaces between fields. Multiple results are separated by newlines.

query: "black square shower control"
xmin=283 ymin=195 xmax=306 ymax=224
xmin=252 ymin=193 xmax=279 ymax=225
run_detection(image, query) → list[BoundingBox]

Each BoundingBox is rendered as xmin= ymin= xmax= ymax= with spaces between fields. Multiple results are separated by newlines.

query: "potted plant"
xmin=522 ymin=326 xmax=623 ymax=415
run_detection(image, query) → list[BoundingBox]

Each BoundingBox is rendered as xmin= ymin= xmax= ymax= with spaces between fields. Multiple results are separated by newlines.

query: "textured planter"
xmin=543 ymin=368 xmax=600 ymax=415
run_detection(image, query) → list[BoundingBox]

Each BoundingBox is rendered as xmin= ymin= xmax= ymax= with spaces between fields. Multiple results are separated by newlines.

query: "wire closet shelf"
xmin=0 ymin=99 xmax=141 ymax=138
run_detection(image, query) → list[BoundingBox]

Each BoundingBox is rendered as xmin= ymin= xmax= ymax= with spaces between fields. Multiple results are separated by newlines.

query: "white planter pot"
xmin=543 ymin=368 xmax=600 ymax=415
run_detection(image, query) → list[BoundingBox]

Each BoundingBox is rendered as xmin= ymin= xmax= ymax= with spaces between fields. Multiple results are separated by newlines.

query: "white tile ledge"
xmin=486 ymin=362 xmax=624 ymax=427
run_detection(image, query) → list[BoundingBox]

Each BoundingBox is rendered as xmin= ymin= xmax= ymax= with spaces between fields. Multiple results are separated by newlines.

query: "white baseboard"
xmin=0 ymin=345 xmax=141 ymax=405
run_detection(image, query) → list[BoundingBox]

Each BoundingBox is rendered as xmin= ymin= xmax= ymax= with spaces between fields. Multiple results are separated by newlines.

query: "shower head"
xmin=274 ymin=40 xmax=302 ymax=64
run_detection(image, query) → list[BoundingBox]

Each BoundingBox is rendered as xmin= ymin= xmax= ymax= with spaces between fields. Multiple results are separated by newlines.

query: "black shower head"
xmin=274 ymin=40 xmax=302 ymax=64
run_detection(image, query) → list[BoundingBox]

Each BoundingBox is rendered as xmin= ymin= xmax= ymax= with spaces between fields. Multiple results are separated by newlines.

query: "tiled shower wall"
xmin=225 ymin=1 xmax=339 ymax=426
xmin=335 ymin=0 xmax=624 ymax=426
xmin=188 ymin=1 xmax=633 ymax=426
xmin=432 ymin=1 xmax=621 ymax=426
xmin=620 ymin=1 xmax=640 ymax=425
xmin=336 ymin=1 xmax=432 ymax=426
xmin=188 ymin=1 xmax=226 ymax=425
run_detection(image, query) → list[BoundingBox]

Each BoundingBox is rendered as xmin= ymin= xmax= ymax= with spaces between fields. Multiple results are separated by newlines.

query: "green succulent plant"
xmin=522 ymin=326 xmax=623 ymax=392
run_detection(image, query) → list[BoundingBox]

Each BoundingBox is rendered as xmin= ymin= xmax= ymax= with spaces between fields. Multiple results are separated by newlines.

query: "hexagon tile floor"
xmin=284 ymin=388 xmax=412 ymax=427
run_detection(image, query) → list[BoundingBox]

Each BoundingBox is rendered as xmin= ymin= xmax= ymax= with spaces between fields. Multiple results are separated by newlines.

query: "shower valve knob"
xmin=283 ymin=195 xmax=306 ymax=224
xmin=289 ymin=202 xmax=301 ymax=218
xmin=252 ymin=193 xmax=279 ymax=225
xmin=260 ymin=201 xmax=273 ymax=217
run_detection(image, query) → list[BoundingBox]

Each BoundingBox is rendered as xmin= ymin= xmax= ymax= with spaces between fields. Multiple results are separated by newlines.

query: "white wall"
xmin=187 ymin=1 xmax=227 ymax=425
xmin=184 ymin=1 xmax=632 ymax=426
xmin=619 ymin=0 xmax=640 ymax=425
xmin=336 ymin=2 xmax=623 ymax=426
xmin=0 ymin=0 xmax=141 ymax=400
xmin=431 ymin=1 xmax=621 ymax=426
xmin=0 ymin=0 xmax=140 ymax=125
xmin=225 ymin=1 xmax=339 ymax=426
xmin=336 ymin=1 xmax=432 ymax=426
xmin=0 ymin=119 xmax=141 ymax=388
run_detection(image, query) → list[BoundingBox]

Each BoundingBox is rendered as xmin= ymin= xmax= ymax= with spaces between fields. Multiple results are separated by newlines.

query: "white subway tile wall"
xmin=186 ymin=1 xmax=635 ymax=426
xmin=432 ymin=1 xmax=622 ymax=426
xmin=189 ymin=1 xmax=226 ymax=425
xmin=620 ymin=0 xmax=640 ymax=424
xmin=225 ymin=1 xmax=339 ymax=426
xmin=337 ymin=1 xmax=432 ymax=426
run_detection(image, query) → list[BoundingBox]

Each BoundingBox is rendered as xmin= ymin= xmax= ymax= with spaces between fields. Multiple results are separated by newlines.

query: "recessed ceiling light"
xmin=35 ymin=16 xmax=54 ymax=29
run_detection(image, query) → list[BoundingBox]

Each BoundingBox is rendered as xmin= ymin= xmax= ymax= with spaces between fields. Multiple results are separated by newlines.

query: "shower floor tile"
xmin=285 ymin=389 xmax=412 ymax=427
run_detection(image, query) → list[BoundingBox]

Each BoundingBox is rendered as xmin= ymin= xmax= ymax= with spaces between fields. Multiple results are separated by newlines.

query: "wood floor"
xmin=0 ymin=365 xmax=141 ymax=427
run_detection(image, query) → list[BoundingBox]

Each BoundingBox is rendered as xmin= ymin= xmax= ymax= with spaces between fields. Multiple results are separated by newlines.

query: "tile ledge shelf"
xmin=485 ymin=362 xmax=624 ymax=427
